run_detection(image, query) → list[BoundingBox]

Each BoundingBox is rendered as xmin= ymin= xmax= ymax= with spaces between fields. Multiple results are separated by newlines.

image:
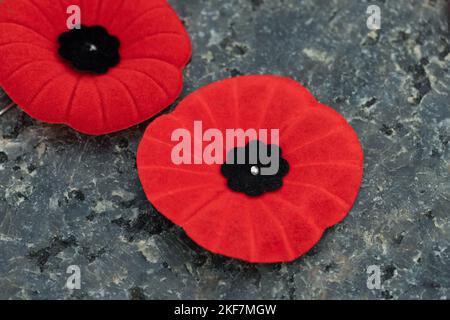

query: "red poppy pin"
xmin=137 ymin=75 xmax=364 ymax=263
xmin=0 ymin=0 xmax=191 ymax=135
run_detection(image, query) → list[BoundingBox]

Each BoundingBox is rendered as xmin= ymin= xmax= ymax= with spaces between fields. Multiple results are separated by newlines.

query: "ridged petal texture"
xmin=0 ymin=0 xmax=191 ymax=134
xmin=137 ymin=75 xmax=364 ymax=263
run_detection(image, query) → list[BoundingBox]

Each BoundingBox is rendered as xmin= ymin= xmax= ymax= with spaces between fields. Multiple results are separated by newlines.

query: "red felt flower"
xmin=137 ymin=75 xmax=364 ymax=263
xmin=0 ymin=0 xmax=191 ymax=135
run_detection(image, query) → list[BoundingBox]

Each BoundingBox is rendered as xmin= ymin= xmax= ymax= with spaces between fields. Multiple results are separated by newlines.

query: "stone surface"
xmin=0 ymin=0 xmax=449 ymax=299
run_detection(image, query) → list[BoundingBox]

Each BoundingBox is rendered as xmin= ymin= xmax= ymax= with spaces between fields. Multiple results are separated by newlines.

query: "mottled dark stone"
xmin=0 ymin=0 xmax=449 ymax=300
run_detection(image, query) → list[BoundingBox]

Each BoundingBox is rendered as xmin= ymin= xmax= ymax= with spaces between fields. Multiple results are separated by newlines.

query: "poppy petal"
xmin=98 ymin=0 xmax=169 ymax=36
xmin=183 ymin=195 xmax=265 ymax=263
xmin=0 ymin=0 xmax=65 ymax=41
xmin=114 ymin=58 xmax=183 ymax=104
xmin=26 ymin=73 xmax=80 ymax=123
xmin=65 ymin=77 xmax=105 ymax=134
xmin=0 ymin=23 xmax=55 ymax=49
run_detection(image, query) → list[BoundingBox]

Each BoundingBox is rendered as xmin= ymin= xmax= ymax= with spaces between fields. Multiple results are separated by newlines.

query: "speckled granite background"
xmin=0 ymin=0 xmax=449 ymax=300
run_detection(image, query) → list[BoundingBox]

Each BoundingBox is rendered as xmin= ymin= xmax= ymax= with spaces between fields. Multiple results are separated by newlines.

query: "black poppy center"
xmin=221 ymin=141 xmax=290 ymax=197
xmin=58 ymin=25 xmax=120 ymax=74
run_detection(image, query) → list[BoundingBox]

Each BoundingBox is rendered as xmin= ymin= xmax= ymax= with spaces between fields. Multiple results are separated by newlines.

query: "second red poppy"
xmin=137 ymin=75 xmax=364 ymax=263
